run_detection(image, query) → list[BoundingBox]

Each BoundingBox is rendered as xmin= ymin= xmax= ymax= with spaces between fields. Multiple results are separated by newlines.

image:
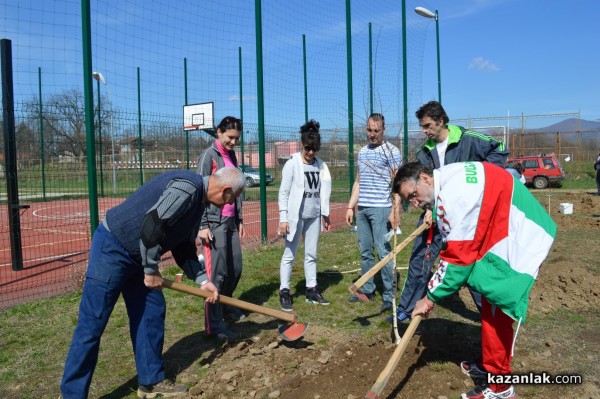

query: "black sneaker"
xmin=380 ymin=301 xmax=393 ymax=312
xmin=305 ymin=286 xmax=330 ymax=305
xmin=208 ymin=326 xmax=237 ymax=341
xmin=460 ymin=360 xmax=489 ymax=379
xmin=137 ymin=379 xmax=187 ymax=398
xmin=224 ymin=307 xmax=247 ymax=323
xmin=279 ymin=288 xmax=293 ymax=312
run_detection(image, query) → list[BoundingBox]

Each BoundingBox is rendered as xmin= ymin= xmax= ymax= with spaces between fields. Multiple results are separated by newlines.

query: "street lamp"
xmin=92 ymin=71 xmax=117 ymax=194
xmin=415 ymin=6 xmax=442 ymax=104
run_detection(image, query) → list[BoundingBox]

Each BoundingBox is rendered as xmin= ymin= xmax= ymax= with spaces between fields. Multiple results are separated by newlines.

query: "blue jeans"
xmin=61 ymin=224 xmax=166 ymax=398
xmin=356 ymin=206 xmax=394 ymax=303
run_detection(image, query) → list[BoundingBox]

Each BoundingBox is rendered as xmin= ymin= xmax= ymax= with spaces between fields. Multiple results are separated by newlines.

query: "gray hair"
xmin=213 ymin=166 xmax=246 ymax=194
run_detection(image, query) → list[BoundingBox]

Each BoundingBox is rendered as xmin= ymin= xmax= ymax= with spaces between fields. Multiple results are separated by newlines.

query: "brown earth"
xmin=171 ymin=191 xmax=600 ymax=399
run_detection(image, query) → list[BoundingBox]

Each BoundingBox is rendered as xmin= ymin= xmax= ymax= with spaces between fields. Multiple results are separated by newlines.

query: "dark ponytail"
xmin=216 ymin=116 xmax=242 ymax=133
xmin=300 ymin=119 xmax=321 ymax=150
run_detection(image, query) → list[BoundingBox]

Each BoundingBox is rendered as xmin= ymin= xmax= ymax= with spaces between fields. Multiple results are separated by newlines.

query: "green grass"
xmin=0 ymin=209 xmax=421 ymax=399
xmin=1 ymin=189 xmax=597 ymax=398
xmin=427 ymin=361 xmax=451 ymax=372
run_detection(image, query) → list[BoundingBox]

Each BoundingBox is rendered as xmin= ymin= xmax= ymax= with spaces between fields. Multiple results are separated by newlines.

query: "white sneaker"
xmin=461 ymin=384 xmax=516 ymax=399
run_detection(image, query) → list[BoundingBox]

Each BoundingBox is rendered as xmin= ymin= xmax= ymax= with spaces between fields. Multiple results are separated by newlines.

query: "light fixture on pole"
xmin=92 ymin=71 xmax=117 ymax=194
xmin=415 ymin=6 xmax=442 ymax=104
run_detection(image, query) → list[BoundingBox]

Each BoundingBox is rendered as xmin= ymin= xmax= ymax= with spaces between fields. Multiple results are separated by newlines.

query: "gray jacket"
xmin=197 ymin=142 xmax=243 ymax=229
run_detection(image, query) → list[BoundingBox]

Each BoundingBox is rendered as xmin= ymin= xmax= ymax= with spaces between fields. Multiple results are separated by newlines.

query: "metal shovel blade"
xmin=278 ymin=322 xmax=309 ymax=341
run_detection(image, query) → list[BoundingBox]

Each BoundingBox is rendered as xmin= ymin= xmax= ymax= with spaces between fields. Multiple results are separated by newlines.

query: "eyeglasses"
xmin=304 ymin=145 xmax=319 ymax=153
xmin=407 ymin=189 xmax=418 ymax=202
xmin=366 ymin=128 xmax=381 ymax=133
xmin=405 ymin=180 xmax=420 ymax=202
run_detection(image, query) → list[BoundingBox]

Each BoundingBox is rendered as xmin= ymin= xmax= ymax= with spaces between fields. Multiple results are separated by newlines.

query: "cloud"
xmin=468 ymin=57 xmax=500 ymax=72
xmin=228 ymin=95 xmax=257 ymax=102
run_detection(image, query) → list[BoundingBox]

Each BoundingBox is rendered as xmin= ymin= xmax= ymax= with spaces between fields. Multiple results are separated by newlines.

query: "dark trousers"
xmin=202 ymin=217 xmax=242 ymax=334
xmin=397 ymin=212 xmax=482 ymax=315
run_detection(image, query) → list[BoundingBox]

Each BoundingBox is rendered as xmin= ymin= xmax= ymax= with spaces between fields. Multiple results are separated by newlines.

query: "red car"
xmin=506 ymin=154 xmax=565 ymax=189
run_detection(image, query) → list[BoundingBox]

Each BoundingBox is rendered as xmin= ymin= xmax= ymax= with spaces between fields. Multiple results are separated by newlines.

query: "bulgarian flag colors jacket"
xmin=427 ymin=162 xmax=556 ymax=322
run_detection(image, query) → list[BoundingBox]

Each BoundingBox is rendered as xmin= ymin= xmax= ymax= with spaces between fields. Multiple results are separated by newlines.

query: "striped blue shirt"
xmin=357 ymin=142 xmax=402 ymax=207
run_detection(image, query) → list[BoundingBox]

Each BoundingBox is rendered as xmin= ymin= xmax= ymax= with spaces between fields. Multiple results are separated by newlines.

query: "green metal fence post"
xmin=369 ymin=22 xmax=373 ymax=115
xmin=239 ymin=47 xmax=245 ymax=201
xmin=401 ymin=0 xmax=408 ymax=162
xmin=2 ymin=38 xmax=24 ymax=271
xmin=81 ymin=0 xmax=99 ymax=234
xmin=435 ymin=10 xmax=441 ymax=104
xmin=38 ymin=67 xmax=46 ymax=201
xmin=137 ymin=67 xmax=143 ymax=185
xmin=401 ymin=0 xmax=409 ymax=212
xmin=184 ymin=57 xmax=190 ymax=170
xmin=346 ymin=0 xmax=354 ymax=193
xmin=303 ymin=34 xmax=308 ymax=123
xmin=239 ymin=47 xmax=245 ymax=168
xmin=255 ymin=0 xmax=268 ymax=243
xmin=96 ymin=78 xmax=104 ymax=196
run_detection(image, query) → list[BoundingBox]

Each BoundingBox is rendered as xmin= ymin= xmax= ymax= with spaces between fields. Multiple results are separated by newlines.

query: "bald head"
xmin=206 ymin=166 xmax=245 ymax=207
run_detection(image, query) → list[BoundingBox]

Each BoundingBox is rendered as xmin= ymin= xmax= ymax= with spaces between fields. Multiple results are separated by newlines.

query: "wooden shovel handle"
xmin=349 ymin=223 xmax=429 ymax=294
xmin=365 ymin=315 xmax=423 ymax=399
xmin=163 ymin=279 xmax=297 ymax=324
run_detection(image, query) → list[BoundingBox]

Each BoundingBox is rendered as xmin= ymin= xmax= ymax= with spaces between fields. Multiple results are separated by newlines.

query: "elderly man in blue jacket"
xmin=61 ymin=167 xmax=245 ymax=399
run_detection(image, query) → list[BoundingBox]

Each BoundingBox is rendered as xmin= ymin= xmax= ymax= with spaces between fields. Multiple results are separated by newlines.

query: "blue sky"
xmin=424 ymin=0 xmax=600 ymax=124
xmin=1 ymin=0 xmax=599 ymax=135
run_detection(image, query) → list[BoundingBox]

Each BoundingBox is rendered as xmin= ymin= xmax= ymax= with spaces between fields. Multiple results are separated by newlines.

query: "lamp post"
xmin=415 ymin=6 xmax=442 ymax=104
xmin=92 ymin=71 xmax=117 ymax=194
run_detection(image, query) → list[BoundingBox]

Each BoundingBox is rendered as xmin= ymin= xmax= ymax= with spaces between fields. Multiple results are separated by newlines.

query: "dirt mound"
xmin=552 ymin=195 xmax=600 ymax=230
xmin=175 ymin=191 xmax=600 ymax=399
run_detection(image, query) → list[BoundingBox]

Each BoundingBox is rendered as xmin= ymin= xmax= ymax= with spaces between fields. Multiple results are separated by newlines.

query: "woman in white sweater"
xmin=278 ymin=120 xmax=332 ymax=311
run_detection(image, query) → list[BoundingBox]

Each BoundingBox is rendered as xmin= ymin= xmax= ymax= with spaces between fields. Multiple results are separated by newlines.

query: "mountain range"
xmin=533 ymin=118 xmax=600 ymax=132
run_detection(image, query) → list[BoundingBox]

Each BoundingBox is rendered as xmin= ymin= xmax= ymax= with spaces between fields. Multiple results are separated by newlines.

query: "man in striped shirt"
xmin=345 ymin=113 xmax=403 ymax=312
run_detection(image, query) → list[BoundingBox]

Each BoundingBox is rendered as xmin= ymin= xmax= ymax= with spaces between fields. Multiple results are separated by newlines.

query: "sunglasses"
xmin=304 ymin=145 xmax=319 ymax=152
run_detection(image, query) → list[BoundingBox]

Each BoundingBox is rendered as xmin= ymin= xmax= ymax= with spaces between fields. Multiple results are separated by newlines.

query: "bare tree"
xmin=21 ymin=89 xmax=112 ymax=160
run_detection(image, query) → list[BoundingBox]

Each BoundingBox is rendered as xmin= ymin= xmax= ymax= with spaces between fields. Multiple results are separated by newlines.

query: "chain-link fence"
xmin=2 ymin=0 xmax=599 ymax=308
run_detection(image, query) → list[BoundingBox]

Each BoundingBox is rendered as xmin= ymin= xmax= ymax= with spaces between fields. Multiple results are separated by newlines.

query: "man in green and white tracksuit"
xmin=394 ymin=161 xmax=556 ymax=399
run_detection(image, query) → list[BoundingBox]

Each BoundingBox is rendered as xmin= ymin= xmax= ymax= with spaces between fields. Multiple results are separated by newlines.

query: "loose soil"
xmin=171 ymin=191 xmax=600 ymax=399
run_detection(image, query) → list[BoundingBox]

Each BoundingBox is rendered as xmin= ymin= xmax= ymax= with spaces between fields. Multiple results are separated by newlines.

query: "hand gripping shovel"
xmin=348 ymin=223 xmax=429 ymax=295
xmin=163 ymin=279 xmax=308 ymax=341
xmin=365 ymin=315 xmax=422 ymax=399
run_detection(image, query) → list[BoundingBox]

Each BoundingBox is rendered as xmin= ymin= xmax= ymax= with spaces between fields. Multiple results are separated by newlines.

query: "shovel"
xmin=365 ymin=315 xmax=422 ymax=399
xmin=348 ymin=223 xmax=429 ymax=295
xmin=162 ymin=278 xmax=309 ymax=341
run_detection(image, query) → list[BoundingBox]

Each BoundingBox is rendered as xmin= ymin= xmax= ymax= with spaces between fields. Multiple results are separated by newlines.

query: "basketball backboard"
xmin=183 ymin=102 xmax=214 ymax=131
